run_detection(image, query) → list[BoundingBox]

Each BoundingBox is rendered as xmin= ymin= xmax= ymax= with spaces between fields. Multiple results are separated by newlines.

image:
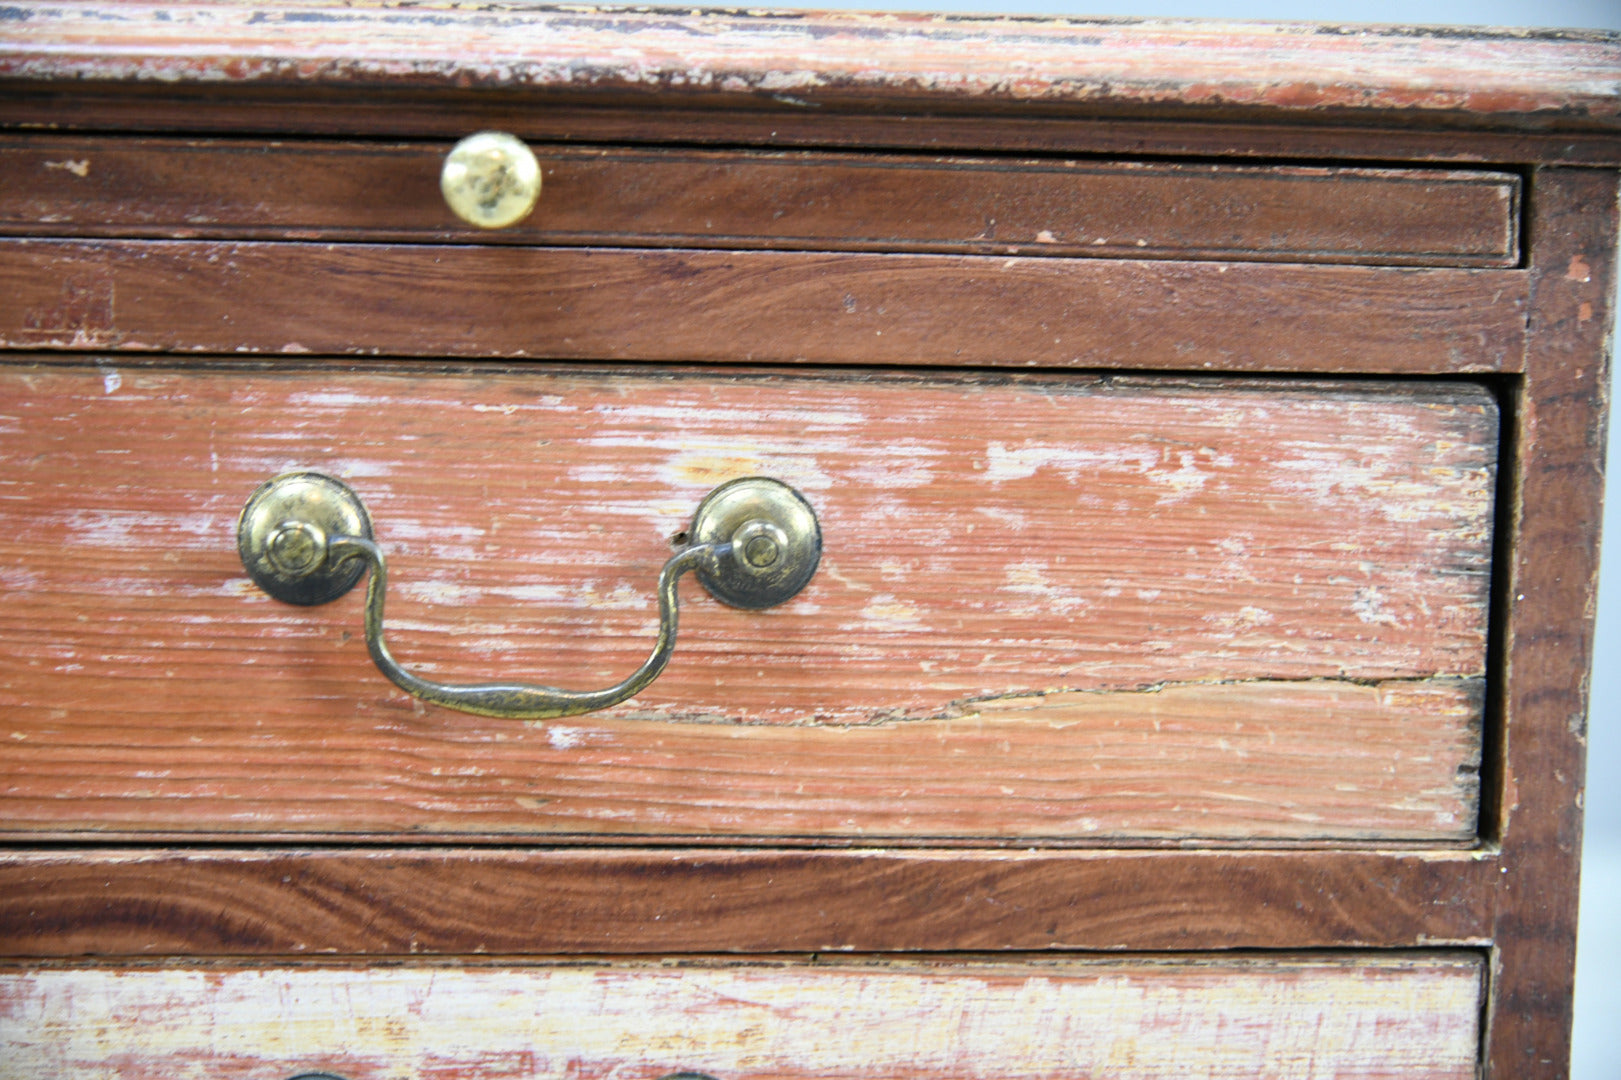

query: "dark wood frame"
xmin=1 ymin=5 xmax=1616 ymax=1076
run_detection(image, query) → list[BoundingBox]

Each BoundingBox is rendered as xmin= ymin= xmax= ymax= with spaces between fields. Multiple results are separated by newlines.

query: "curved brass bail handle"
xmin=332 ymin=535 xmax=712 ymax=720
xmin=237 ymin=473 xmax=821 ymax=721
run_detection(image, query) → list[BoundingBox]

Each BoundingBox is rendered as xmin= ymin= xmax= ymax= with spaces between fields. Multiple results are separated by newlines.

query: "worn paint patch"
xmin=42 ymin=157 xmax=89 ymax=177
xmin=0 ymin=958 xmax=1485 ymax=1078
xmin=0 ymin=365 xmax=1494 ymax=839
xmin=2 ymin=2 xmax=1618 ymax=133
xmin=18 ymin=272 xmax=117 ymax=346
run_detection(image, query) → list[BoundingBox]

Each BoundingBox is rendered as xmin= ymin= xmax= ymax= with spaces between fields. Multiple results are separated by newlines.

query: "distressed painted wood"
xmin=2 ymin=2 xmax=1617 ymax=132
xmin=0 ymin=956 xmax=1486 ymax=1080
xmin=0 ymin=848 xmax=1500 ymax=955
xmin=0 ymin=242 xmax=1528 ymax=372
xmin=0 ymin=10 xmax=1616 ymax=1077
xmin=0 ymin=137 xmax=1521 ymax=267
xmin=0 ymin=364 xmax=1492 ymax=840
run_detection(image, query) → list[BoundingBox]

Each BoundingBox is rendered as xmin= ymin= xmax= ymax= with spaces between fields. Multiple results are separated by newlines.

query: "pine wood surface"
xmin=3 ymin=2 xmax=1618 ymax=132
xmin=0 ymin=956 xmax=1486 ymax=1079
xmin=0 ymin=956 xmax=1484 ymax=1080
xmin=0 ymin=848 xmax=1499 ymax=955
xmin=2 ymin=241 xmax=1529 ymax=372
xmin=0 ymin=364 xmax=1492 ymax=840
xmin=0 ymin=11 xmax=1615 ymax=1074
xmin=0 ymin=137 xmax=1521 ymax=267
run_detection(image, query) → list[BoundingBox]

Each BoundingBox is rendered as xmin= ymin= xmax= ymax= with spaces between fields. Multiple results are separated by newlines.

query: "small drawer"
xmin=0 ymin=136 xmax=1520 ymax=265
xmin=0 ymin=955 xmax=1486 ymax=1079
xmin=0 ymin=362 xmax=1495 ymax=843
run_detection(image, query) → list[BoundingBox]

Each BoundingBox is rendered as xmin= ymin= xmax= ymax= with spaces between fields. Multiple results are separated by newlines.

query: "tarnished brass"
xmin=689 ymin=477 xmax=821 ymax=610
xmin=236 ymin=472 xmax=820 ymax=720
xmin=440 ymin=131 xmax=542 ymax=229
xmin=237 ymin=472 xmax=373 ymax=606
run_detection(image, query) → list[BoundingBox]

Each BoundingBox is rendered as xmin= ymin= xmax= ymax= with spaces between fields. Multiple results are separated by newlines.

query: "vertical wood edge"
xmin=1487 ymin=166 xmax=1619 ymax=1079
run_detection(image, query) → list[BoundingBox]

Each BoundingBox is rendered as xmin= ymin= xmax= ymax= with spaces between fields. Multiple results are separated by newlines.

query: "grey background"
xmin=775 ymin=0 xmax=1620 ymax=1073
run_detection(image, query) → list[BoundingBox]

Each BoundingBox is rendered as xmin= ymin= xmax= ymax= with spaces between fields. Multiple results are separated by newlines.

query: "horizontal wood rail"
xmin=0 ymin=847 xmax=1498 ymax=956
xmin=0 ymin=241 xmax=1529 ymax=372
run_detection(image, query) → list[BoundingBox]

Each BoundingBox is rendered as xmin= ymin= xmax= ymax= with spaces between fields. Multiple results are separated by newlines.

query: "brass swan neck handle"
xmin=237 ymin=473 xmax=820 ymax=720
xmin=328 ymin=534 xmax=709 ymax=720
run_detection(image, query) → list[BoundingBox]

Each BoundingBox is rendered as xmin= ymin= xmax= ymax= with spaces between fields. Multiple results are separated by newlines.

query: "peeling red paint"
xmin=0 ymin=3 xmax=1618 ymax=130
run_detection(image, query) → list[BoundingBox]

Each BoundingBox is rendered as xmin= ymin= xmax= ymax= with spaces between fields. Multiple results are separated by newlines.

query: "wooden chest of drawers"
xmin=0 ymin=5 xmax=1617 ymax=1077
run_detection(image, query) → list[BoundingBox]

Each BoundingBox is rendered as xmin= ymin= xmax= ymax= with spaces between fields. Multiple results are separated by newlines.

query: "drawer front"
xmin=0 ymin=137 xmax=1529 ymax=375
xmin=0 ymin=956 xmax=1485 ymax=1079
xmin=0 ymin=239 xmax=1526 ymax=373
xmin=0 ymin=363 xmax=1494 ymax=841
xmin=0 ymin=137 xmax=1520 ymax=265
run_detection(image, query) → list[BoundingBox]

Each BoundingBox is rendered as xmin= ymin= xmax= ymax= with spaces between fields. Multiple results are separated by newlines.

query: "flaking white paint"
xmin=984 ymin=441 xmax=1156 ymax=484
xmin=0 ymin=960 xmax=1484 ymax=1078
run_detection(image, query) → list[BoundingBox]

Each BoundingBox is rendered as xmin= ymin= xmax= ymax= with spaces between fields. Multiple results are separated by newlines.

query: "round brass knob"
xmin=440 ymin=131 xmax=542 ymax=229
xmin=689 ymin=478 xmax=821 ymax=610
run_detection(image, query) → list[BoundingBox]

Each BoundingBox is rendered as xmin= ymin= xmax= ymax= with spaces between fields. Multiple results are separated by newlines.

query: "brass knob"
xmin=238 ymin=474 xmax=821 ymax=721
xmin=440 ymin=131 xmax=542 ymax=229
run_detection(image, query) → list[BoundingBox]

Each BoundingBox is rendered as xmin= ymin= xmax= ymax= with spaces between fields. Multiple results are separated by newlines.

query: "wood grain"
xmin=7 ymin=89 xmax=1621 ymax=173
xmin=0 ymin=847 xmax=1500 ymax=955
xmin=0 ymin=364 xmax=1493 ymax=840
xmin=1483 ymin=169 xmax=1618 ymax=1078
xmin=3 ymin=2 xmax=1617 ymax=131
xmin=0 ymin=241 xmax=1528 ymax=372
xmin=0 ymin=956 xmax=1484 ymax=1080
xmin=7 ymin=87 xmax=1621 ymax=170
xmin=0 ymin=137 xmax=1521 ymax=267
xmin=0 ymin=10 xmax=1613 ymax=1076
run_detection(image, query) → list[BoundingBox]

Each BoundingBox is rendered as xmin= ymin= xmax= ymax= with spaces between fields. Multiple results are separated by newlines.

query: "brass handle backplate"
xmin=238 ymin=473 xmax=820 ymax=720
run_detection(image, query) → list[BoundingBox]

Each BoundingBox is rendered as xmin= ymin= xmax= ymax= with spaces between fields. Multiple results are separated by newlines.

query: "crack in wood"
xmin=607 ymin=673 xmax=1486 ymax=729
